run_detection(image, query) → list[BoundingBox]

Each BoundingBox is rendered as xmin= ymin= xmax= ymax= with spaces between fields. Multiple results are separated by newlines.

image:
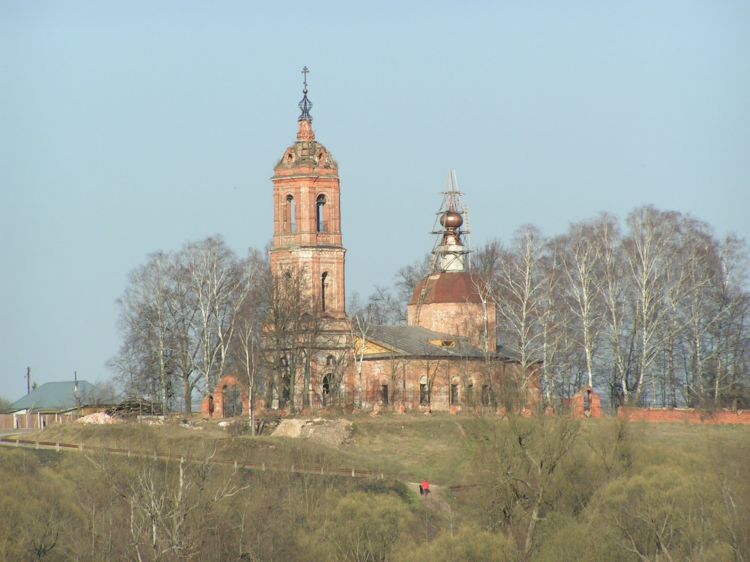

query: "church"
xmin=203 ymin=72 xmax=537 ymax=417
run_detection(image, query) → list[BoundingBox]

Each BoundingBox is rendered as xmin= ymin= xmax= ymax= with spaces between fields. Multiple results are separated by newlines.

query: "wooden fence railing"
xmin=0 ymin=436 xmax=388 ymax=480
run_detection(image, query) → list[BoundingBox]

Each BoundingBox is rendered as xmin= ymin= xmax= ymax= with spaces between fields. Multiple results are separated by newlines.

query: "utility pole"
xmin=25 ymin=367 xmax=31 ymax=394
xmin=74 ymin=371 xmax=81 ymax=412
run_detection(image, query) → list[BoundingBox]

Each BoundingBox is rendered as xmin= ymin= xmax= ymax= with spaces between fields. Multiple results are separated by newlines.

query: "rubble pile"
xmin=76 ymin=412 xmax=122 ymax=425
xmin=272 ymin=418 xmax=352 ymax=447
xmin=107 ymin=398 xmax=164 ymax=417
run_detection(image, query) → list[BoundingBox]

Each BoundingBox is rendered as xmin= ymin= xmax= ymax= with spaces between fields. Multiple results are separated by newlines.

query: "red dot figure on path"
xmin=421 ymin=480 xmax=430 ymax=496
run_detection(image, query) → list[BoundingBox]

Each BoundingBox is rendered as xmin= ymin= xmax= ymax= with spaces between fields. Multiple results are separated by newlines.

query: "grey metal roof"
xmin=9 ymin=380 xmax=106 ymax=412
xmin=364 ymin=325 xmax=485 ymax=359
xmin=363 ymin=325 xmax=522 ymax=362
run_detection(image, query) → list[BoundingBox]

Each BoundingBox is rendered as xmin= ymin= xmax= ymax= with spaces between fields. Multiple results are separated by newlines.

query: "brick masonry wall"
xmin=407 ymin=301 xmax=496 ymax=351
xmin=569 ymin=388 xmax=603 ymax=419
xmin=618 ymin=406 xmax=750 ymax=425
xmin=201 ymin=375 xmax=250 ymax=418
xmin=354 ymin=357 xmax=536 ymax=412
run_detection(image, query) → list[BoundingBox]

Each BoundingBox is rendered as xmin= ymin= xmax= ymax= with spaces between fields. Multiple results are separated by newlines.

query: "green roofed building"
xmin=10 ymin=380 xmax=97 ymax=412
xmin=5 ymin=380 xmax=117 ymax=430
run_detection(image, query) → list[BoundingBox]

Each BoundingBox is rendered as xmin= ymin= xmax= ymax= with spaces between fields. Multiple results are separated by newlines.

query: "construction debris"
xmin=272 ymin=418 xmax=352 ymax=447
xmin=76 ymin=412 xmax=122 ymax=425
xmin=106 ymin=398 xmax=164 ymax=417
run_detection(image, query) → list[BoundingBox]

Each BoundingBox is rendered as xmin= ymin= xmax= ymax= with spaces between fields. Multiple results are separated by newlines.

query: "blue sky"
xmin=1 ymin=1 xmax=748 ymax=400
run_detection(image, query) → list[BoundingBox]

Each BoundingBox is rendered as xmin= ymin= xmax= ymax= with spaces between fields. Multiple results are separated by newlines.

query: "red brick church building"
xmin=202 ymin=73 xmax=536 ymax=417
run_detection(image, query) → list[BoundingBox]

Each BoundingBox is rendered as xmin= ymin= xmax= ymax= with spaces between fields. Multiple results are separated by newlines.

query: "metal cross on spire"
xmin=298 ymin=66 xmax=313 ymax=121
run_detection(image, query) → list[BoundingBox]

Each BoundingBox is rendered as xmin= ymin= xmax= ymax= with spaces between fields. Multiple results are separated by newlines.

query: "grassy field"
xmin=23 ymin=411 xmax=750 ymax=484
xmin=3 ymin=414 xmax=748 ymax=561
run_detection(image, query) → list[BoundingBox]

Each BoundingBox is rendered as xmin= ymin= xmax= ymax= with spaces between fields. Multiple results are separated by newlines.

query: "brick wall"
xmin=201 ymin=375 xmax=250 ymax=418
xmin=569 ymin=388 xmax=603 ymax=419
xmin=618 ymin=407 xmax=750 ymax=425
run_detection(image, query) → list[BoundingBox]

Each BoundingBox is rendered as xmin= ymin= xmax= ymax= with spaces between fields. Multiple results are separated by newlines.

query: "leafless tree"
xmin=655 ymin=217 xmax=716 ymax=406
xmin=165 ymin=265 xmax=201 ymax=415
xmin=91 ymin=452 xmax=247 ymax=561
xmin=113 ymin=251 xmax=177 ymax=412
xmin=536 ymin=239 xmax=575 ymax=404
xmin=557 ymin=219 xmax=606 ymax=389
xmin=622 ymin=206 xmax=678 ymax=404
xmin=114 ymin=237 xmax=257 ymax=415
xmin=230 ymin=249 xmax=268 ymax=434
xmin=490 ymin=226 xmax=548 ymax=409
xmin=710 ymin=235 xmax=750 ymax=407
xmin=593 ymin=214 xmax=633 ymax=406
xmin=181 ymin=236 xmax=253 ymax=399
xmin=474 ymin=416 xmax=580 ymax=559
xmin=350 ymin=304 xmax=374 ymax=409
xmin=393 ymin=253 xmax=432 ymax=322
xmin=260 ymin=265 xmax=313 ymax=412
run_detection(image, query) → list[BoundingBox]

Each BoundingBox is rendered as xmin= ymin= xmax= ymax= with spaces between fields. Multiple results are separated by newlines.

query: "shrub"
xmin=396 ymin=524 xmax=518 ymax=562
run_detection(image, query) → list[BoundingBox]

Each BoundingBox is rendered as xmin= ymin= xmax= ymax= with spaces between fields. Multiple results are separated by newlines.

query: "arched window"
xmin=316 ymin=194 xmax=326 ymax=233
xmin=419 ymin=375 xmax=429 ymax=406
xmin=322 ymin=374 xmax=331 ymax=406
xmin=279 ymin=357 xmax=290 ymax=406
xmin=321 ymin=272 xmax=328 ymax=312
xmin=285 ymin=195 xmax=296 ymax=233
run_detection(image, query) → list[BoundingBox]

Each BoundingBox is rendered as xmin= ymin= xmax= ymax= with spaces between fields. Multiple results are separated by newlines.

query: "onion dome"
xmin=440 ymin=210 xmax=463 ymax=229
xmin=274 ymin=67 xmax=338 ymax=173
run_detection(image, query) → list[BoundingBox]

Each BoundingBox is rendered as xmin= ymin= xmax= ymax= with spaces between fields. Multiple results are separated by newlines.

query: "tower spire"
xmin=298 ymin=66 xmax=313 ymax=122
xmin=431 ymin=171 xmax=471 ymax=273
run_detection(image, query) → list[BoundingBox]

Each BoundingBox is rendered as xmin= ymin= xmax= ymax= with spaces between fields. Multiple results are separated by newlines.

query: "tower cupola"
xmin=407 ymin=173 xmax=496 ymax=352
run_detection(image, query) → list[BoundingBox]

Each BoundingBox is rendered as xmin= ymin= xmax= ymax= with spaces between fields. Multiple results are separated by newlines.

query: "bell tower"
xmin=270 ymin=68 xmax=346 ymax=319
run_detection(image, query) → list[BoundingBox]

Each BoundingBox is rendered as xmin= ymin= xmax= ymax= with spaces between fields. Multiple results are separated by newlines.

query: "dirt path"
xmin=2 ymin=435 xmax=457 ymax=513
xmin=408 ymin=482 xmax=453 ymax=518
xmin=453 ymin=420 xmax=468 ymax=438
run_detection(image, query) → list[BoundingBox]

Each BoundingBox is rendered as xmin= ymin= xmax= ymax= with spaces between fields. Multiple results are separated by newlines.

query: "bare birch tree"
xmin=231 ymin=249 xmax=268 ymax=434
xmin=537 ymin=238 xmax=575 ymax=404
xmin=113 ymin=251 xmax=176 ymax=412
xmin=490 ymin=226 xmax=547 ymax=409
xmin=558 ymin=219 xmax=606 ymax=389
xmin=166 ymin=266 xmax=201 ymax=415
xmin=623 ymin=206 xmax=677 ymax=404
xmin=594 ymin=214 xmax=633 ymax=406
xmin=710 ymin=235 xmax=750 ymax=407
xmin=350 ymin=304 xmax=374 ymax=409
xmin=181 ymin=236 xmax=252 ymax=397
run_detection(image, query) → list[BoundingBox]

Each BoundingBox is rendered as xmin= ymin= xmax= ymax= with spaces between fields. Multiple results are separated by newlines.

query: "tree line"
xmin=110 ymin=237 xmax=341 ymax=417
xmin=110 ymin=237 xmax=266 ymax=415
xmin=382 ymin=205 xmax=750 ymax=409
xmin=479 ymin=206 xmax=750 ymax=409
xmin=112 ymin=205 xmax=750 ymax=413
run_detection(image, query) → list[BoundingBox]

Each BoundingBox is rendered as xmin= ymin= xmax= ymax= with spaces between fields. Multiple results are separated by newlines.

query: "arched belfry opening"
xmin=285 ymin=195 xmax=296 ymax=233
xmin=316 ymin=194 xmax=326 ymax=233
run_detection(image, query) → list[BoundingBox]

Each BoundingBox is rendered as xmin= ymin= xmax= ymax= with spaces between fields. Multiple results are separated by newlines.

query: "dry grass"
xmin=23 ymin=412 xmax=750 ymax=486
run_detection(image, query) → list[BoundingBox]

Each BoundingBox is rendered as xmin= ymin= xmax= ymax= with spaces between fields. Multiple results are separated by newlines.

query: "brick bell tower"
xmin=270 ymin=68 xmax=346 ymax=320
